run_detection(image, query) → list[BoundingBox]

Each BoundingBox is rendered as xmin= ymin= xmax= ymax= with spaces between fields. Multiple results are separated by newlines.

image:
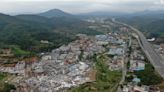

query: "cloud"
xmin=0 ymin=0 xmax=164 ymax=14
xmin=160 ymin=0 xmax=164 ymax=4
xmin=155 ymin=0 xmax=164 ymax=5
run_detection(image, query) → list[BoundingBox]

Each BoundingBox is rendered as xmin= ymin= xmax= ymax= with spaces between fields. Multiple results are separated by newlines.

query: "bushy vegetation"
xmin=0 ymin=73 xmax=15 ymax=92
xmin=134 ymin=64 xmax=163 ymax=85
xmin=0 ymin=73 xmax=7 ymax=80
xmin=0 ymin=83 xmax=16 ymax=92
xmin=11 ymin=45 xmax=32 ymax=57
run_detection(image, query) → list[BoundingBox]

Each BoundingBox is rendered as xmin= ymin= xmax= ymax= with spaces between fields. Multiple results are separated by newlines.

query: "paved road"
xmin=117 ymin=56 xmax=128 ymax=92
xmin=114 ymin=20 xmax=164 ymax=78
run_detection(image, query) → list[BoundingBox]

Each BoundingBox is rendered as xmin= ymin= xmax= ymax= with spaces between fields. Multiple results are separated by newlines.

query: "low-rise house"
xmin=108 ymin=56 xmax=123 ymax=71
xmin=132 ymin=77 xmax=141 ymax=84
xmin=42 ymin=55 xmax=52 ymax=60
xmin=59 ymin=45 xmax=70 ymax=52
xmin=96 ymin=41 xmax=109 ymax=45
xmin=95 ymin=35 xmax=108 ymax=41
xmin=133 ymin=85 xmax=149 ymax=92
xmin=132 ymin=51 xmax=145 ymax=60
xmin=123 ymin=85 xmax=150 ymax=92
xmin=123 ymin=86 xmax=130 ymax=92
xmin=130 ymin=60 xmax=145 ymax=71
xmin=40 ymin=40 xmax=49 ymax=44
xmin=0 ymin=61 xmax=25 ymax=74
xmin=115 ymin=39 xmax=124 ymax=45
xmin=59 ymin=54 xmax=67 ymax=60
xmin=108 ymin=48 xmax=125 ymax=55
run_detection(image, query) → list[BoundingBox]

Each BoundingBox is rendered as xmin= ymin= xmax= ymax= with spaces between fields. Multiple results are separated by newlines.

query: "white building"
xmin=108 ymin=48 xmax=125 ymax=55
xmin=130 ymin=60 xmax=145 ymax=71
xmin=42 ymin=55 xmax=52 ymax=60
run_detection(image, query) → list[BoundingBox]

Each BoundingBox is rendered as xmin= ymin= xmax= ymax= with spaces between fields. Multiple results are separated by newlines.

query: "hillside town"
xmin=0 ymin=31 xmax=129 ymax=92
xmin=0 ymin=17 xmax=163 ymax=92
xmin=0 ymin=25 xmax=163 ymax=92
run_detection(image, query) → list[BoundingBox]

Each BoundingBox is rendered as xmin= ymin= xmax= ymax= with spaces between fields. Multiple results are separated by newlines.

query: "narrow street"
xmin=117 ymin=55 xmax=128 ymax=92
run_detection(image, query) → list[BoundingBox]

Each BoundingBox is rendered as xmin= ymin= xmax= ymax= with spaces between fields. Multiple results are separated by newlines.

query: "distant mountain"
xmin=38 ymin=9 xmax=74 ymax=18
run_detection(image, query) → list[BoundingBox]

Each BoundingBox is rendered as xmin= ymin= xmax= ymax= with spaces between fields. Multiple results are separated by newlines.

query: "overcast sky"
xmin=0 ymin=0 xmax=164 ymax=15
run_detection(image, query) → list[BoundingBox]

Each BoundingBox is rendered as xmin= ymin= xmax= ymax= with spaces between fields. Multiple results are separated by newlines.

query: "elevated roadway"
xmin=114 ymin=20 xmax=164 ymax=78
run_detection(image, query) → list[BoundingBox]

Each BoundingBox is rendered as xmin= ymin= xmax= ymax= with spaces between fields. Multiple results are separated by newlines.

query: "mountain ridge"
xmin=38 ymin=9 xmax=74 ymax=18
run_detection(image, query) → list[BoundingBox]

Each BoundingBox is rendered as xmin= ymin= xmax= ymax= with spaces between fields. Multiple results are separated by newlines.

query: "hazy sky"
xmin=0 ymin=0 xmax=164 ymax=14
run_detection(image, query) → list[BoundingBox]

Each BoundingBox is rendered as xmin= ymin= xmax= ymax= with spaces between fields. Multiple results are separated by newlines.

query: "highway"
xmin=114 ymin=19 xmax=164 ymax=78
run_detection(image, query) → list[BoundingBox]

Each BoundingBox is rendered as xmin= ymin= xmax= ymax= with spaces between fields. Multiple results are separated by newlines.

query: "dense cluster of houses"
xmin=154 ymin=44 xmax=164 ymax=56
xmin=0 ymin=61 xmax=25 ymax=75
xmin=122 ymin=36 xmax=149 ymax=92
xmin=95 ymin=33 xmax=127 ymax=71
xmin=14 ymin=34 xmax=105 ymax=92
xmin=0 ymin=32 xmax=137 ymax=92
xmin=123 ymin=84 xmax=160 ymax=92
xmin=108 ymin=56 xmax=124 ymax=71
xmin=129 ymin=38 xmax=146 ymax=72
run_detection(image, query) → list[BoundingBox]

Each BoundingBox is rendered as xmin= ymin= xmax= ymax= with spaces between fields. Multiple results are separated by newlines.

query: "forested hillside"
xmin=0 ymin=10 xmax=102 ymax=56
